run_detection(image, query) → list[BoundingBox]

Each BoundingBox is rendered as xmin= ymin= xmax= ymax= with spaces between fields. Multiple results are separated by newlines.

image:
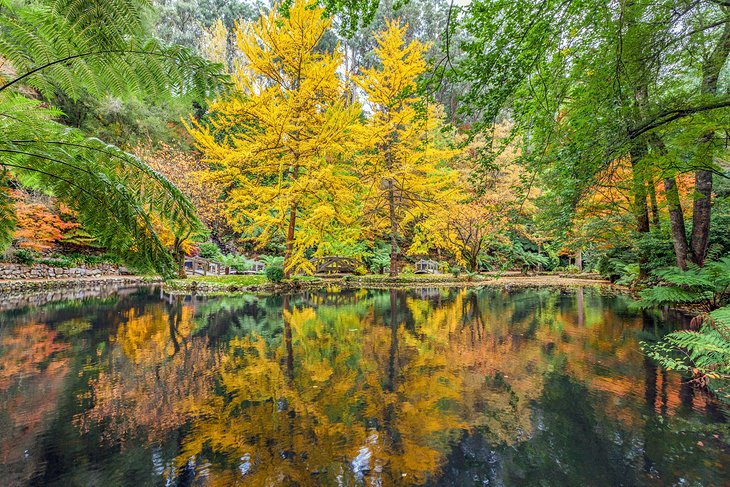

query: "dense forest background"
xmin=2 ymin=0 xmax=730 ymax=287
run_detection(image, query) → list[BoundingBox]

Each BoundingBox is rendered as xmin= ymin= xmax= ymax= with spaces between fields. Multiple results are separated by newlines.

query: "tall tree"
xmin=456 ymin=0 xmax=730 ymax=272
xmin=187 ymin=0 xmax=361 ymax=277
xmin=354 ymin=21 xmax=457 ymax=276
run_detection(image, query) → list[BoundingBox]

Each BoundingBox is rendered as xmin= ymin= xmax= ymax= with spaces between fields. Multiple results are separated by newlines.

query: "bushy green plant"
xmin=562 ymin=264 xmax=581 ymax=274
xmin=260 ymin=255 xmax=285 ymax=267
xmin=642 ymin=306 xmax=730 ymax=404
xmin=12 ymin=248 xmax=37 ymax=265
xmin=65 ymin=252 xmax=119 ymax=266
xmin=450 ymin=266 xmax=461 ymax=278
xmin=638 ymin=257 xmax=730 ymax=312
xmin=511 ymin=242 xmax=549 ymax=274
xmin=615 ymin=263 xmax=640 ymax=287
xmin=368 ymin=244 xmax=391 ymax=273
xmin=198 ymin=242 xmax=223 ymax=261
xmin=266 ymin=264 xmax=285 ymax=283
xmin=37 ymin=257 xmax=73 ymax=268
xmin=219 ymin=253 xmax=254 ymax=272
xmin=353 ymin=265 xmax=368 ymax=276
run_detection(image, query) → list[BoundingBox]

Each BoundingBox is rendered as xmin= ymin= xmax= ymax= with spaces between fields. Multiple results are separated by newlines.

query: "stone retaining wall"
xmin=0 ymin=263 xmax=122 ymax=279
xmin=0 ymin=277 xmax=161 ymax=311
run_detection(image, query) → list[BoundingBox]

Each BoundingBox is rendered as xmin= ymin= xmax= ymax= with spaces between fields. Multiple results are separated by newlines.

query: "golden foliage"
xmin=187 ymin=0 xmax=361 ymax=275
xmin=354 ymin=21 xmax=459 ymax=263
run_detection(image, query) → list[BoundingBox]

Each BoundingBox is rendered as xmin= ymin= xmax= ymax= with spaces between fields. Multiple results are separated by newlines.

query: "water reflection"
xmin=0 ymin=286 xmax=727 ymax=486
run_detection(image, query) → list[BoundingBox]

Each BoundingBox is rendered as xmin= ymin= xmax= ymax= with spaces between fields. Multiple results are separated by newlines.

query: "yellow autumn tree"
xmin=354 ymin=21 xmax=458 ymax=276
xmin=186 ymin=0 xmax=361 ymax=277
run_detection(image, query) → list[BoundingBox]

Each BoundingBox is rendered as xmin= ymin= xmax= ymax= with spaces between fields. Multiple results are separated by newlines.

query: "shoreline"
xmin=0 ymin=275 xmax=162 ymax=293
xmin=162 ymin=273 xmax=618 ymax=295
xmin=0 ymin=273 xmax=621 ymax=301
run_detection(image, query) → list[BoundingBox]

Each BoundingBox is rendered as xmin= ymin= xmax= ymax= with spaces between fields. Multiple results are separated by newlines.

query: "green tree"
xmin=455 ymin=0 xmax=730 ymax=274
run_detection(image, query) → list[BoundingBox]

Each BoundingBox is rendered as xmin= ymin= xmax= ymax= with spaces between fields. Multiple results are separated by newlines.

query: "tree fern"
xmin=0 ymin=0 xmax=224 ymax=275
xmin=642 ymin=306 xmax=730 ymax=404
xmin=638 ymin=257 xmax=730 ymax=311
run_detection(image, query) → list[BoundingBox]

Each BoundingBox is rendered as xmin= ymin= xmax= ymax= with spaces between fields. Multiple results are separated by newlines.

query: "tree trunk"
xmin=283 ymin=165 xmax=300 ymax=279
xmin=664 ymin=176 xmax=690 ymax=270
xmin=630 ymin=141 xmax=650 ymax=279
xmin=650 ymin=133 xmax=691 ymax=270
xmin=689 ymin=20 xmax=730 ymax=265
xmin=284 ymin=201 xmax=298 ymax=279
xmin=690 ymin=169 xmax=713 ymax=266
xmin=388 ymin=182 xmax=398 ymax=277
xmin=647 ymin=179 xmax=660 ymax=228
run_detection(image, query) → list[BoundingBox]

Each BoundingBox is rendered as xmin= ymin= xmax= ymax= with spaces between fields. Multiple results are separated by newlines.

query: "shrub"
xmin=198 ymin=242 xmax=223 ymax=260
xmin=353 ymin=265 xmax=368 ymax=276
xmin=368 ymin=243 xmax=391 ymax=274
xmin=450 ymin=266 xmax=461 ymax=278
xmin=37 ymin=257 xmax=73 ymax=268
xmin=260 ymin=255 xmax=285 ymax=267
xmin=266 ymin=264 xmax=285 ymax=283
xmin=12 ymin=248 xmax=37 ymax=265
xmin=562 ymin=264 xmax=580 ymax=274
xmin=615 ymin=263 xmax=640 ymax=287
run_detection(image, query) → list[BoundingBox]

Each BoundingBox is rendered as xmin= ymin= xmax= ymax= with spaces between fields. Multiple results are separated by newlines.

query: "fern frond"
xmin=0 ymin=0 xmax=225 ymax=100
xmin=642 ymin=305 xmax=730 ymax=404
xmin=0 ymin=178 xmax=16 ymax=249
xmin=0 ymin=93 xmax=204 ymax=275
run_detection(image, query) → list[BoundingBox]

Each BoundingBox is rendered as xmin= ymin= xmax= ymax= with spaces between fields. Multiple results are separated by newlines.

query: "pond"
xmin=0 ymin=285 xmax=728 ymax=486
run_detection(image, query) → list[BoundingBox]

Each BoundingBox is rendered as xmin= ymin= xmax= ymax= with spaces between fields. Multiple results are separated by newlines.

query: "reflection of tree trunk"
xmin=679 ymin=379 xmax=695 ymax=411
xmin=386 ymin=290 xmax=398 ymax=392
xmin=384 ymin=289 xmax=402 ymax=454
xmin=643 ymin=356 xmax=657 ymax=413
xmin=168 ymin=296 xmax=183 ymax=354
xmin=468 ymin=292 xmax=485 ymax=342
xmin=576 ymin=287 xmax=584 ymax=327
xmin=660 ymin=369 xmax=668 ymax=417
xmin=642 ymin=356 xmax=657 ymax=473
xmin=283 ymin=295 xmax=294 ymax=381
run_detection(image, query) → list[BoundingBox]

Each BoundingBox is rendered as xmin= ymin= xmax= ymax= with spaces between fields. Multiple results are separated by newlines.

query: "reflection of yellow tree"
xmin=177 ymin=292 xmax=465 ymax=485
xmin=77 ymin=301 xmax=219 ymax=444
xmin=411 ymin=290 xmax=546 ymax=446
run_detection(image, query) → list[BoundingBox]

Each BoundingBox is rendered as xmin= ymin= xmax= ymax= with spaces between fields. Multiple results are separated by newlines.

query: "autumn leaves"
xmin=186 ymin=0 xmax=460 ymax=276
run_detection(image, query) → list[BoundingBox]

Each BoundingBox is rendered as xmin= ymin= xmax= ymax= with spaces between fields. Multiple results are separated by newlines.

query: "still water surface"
xmin=0 ymin=286 xmax=728 ymax=486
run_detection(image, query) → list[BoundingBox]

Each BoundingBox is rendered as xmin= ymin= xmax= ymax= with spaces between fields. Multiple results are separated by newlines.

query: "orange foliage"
xmin=11 ymin=189 xmax=79 ymax=251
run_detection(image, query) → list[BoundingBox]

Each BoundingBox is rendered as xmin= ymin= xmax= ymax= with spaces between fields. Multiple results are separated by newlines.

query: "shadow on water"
xmin=0 ymin=285 xmax=727 ymax=486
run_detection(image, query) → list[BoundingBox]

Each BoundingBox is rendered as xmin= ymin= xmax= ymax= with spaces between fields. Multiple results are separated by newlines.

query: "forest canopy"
xmin=0 ymin=0 xmax=728 ymax=285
